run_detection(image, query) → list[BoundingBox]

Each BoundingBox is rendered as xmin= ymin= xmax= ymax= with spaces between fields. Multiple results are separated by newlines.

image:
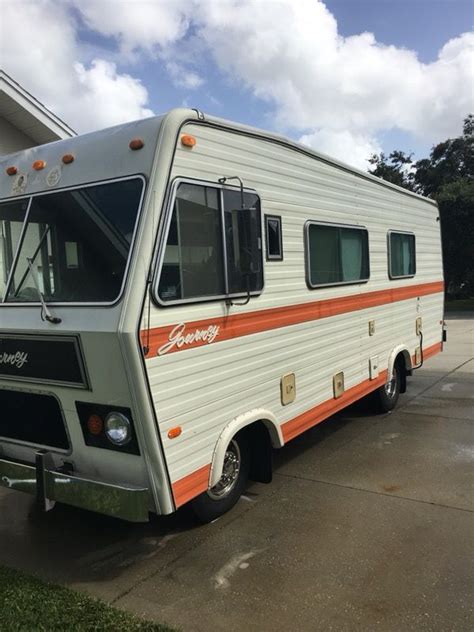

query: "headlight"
xmin=105 ymin=412 xmax=132 ymax=446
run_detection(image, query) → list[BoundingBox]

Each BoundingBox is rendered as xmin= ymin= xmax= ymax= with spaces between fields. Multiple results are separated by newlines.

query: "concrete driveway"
xmin=0 ymin=315 xmax=473 ymax=631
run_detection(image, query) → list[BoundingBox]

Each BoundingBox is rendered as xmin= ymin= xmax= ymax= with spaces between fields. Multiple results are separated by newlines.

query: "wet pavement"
xmin=0 ymin=316 xmax=473 ymax=631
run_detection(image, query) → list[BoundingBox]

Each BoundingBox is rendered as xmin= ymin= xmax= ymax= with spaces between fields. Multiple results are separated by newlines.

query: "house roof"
xmin=0 ymin=70 xmax=76 ymax=143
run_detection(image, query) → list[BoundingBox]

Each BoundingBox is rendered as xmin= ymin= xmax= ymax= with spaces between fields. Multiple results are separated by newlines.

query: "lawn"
xmin=0 ymin=565 xmax=174 ymax=632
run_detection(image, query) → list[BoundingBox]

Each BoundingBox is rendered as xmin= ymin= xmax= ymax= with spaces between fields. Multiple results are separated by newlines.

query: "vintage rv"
xmin=0 ymin=109 xmax=445 ymax=522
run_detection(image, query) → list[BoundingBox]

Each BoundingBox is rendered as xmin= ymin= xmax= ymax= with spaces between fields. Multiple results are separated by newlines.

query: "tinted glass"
xmin=223 ymin=190 xmax=263 ymax=294
xmin=158 ymin=183 xmax=225 ymax=301
xmin=266 ymin=216 xmax=282 ymax=259
xmin=6 ymin=178 xmax=143 ymax=303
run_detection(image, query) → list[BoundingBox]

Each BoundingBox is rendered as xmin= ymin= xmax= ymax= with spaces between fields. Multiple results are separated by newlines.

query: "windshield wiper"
xmin=26 ymin=257 xmax=62 ymax=324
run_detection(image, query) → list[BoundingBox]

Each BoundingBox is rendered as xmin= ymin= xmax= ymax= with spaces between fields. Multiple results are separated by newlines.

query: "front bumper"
xmin=0 ymin=455 xmax=151 ymax=522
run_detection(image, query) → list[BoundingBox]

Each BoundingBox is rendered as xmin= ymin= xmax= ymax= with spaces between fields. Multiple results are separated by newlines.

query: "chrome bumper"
xmin=0 ymin=456 xmax=151 ymax=522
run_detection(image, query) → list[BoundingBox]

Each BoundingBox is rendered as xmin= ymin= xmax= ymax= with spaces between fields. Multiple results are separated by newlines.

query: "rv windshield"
xmin=0 ymin=199 xmax=30 ymax=301
xmin=2 ymin=177 xmax=144 ymax=304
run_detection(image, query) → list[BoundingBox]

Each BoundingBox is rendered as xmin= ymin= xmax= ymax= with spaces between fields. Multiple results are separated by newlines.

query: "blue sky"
xmin=2 ymin=0 xmax=473 ymax=169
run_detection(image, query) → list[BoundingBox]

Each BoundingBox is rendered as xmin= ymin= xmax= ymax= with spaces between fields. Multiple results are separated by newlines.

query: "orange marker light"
xmin=6 ymin=166 xmax=17 ymax=176
xmin=87 ymin=414 xmax=103 ymax=436
xmin=129 ymin=138 xmax=144 ymax=150
xmin=181 ymin=134 xmax=196 ymax=148
xmin=62 ymin=154 xmax=74 ymax=164
xmin=168 ymin=426 xmax=182 ymax=439
xmin=32 ymin=160 xmax=46 ymax=171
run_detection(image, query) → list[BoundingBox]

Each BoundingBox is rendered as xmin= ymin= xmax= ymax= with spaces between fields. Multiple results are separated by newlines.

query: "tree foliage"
xmin=368 ymin=115 xmax=474 ymax=297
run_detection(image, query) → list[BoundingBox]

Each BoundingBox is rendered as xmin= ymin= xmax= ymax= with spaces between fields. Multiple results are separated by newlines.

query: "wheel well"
xmin=395 ymin=352 xmax=408 ymax=393
xmin=239 ymin=421 xmax=273 ymax=484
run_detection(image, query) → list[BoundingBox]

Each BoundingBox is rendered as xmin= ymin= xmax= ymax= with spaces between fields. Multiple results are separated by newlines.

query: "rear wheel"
xmin=372 ymin=363 xmax=402 ymax=412
xmin=191 ymin=434 xmax=249 ymax=523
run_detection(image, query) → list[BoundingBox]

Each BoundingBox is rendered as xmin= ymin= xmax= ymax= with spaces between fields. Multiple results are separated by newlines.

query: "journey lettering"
xmin=158 ymin=322 xmax=220 ymax=356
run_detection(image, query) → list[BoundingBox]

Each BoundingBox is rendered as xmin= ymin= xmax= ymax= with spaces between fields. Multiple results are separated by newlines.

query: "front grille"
xmin=0 ymin=389 xmax=69 ymax=451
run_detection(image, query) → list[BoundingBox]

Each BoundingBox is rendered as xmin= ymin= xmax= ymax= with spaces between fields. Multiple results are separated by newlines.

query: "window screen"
xmin=389 ymin=232 xmax=415 ymax=278
xmin=265 ymin=215 xmax=283 ymax=260
xmin=158 ymin=182 xmax=263 ymax=303
xmin=307 ymin=223 xmax=369 ymax=286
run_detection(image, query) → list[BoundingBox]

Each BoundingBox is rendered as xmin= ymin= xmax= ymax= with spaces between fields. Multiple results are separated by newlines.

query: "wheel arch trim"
xmin=209 ymin=409 xmax=282 ymax=488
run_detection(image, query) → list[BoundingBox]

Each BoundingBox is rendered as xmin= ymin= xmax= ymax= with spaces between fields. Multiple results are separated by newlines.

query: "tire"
xmin=372 ymin=362 xmax=402 ymax=413
xmin=191 ymin=434 xmax=249 ymax=523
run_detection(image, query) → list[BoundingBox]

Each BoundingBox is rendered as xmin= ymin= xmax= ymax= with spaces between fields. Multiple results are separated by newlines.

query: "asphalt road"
xmin=0 ymin=315 xmax=472 ymax=631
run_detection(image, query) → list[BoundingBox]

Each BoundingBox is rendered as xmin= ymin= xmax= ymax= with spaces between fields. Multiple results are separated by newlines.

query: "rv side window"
xmin=388 ymin=231 xmax=416 ymax=278
xmin=158 ymin=184 xmax=225 ymax=302
xmin=306 ymin=223 xmax=369 ymax=287
xmin=157 ymin=182 xmax=263 ymax=303
xmin=265 ymin=215 xmax=283 ymax=260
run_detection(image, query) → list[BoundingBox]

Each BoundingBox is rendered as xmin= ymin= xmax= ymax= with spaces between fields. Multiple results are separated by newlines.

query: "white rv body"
xmin=0 ymin=109 xmax=444 ymax=521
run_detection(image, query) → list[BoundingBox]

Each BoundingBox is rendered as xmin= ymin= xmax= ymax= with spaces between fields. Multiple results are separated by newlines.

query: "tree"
xmin=368 ymin=150 xmax=415 ymax=190
xmin=368 ymin=115 xmax=474 ymax=297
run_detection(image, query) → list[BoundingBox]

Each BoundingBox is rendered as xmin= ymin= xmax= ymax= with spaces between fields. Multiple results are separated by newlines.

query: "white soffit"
xmin=0 ymin=70 xmax=76 ymax=144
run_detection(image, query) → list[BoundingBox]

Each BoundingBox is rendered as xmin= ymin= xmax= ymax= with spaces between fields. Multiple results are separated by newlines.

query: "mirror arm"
xmin=218 ymin=175 xmax=245 ymax=209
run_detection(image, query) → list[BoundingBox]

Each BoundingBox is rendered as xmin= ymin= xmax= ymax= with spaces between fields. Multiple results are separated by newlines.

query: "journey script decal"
xmin=0 ymin=351 xmax=29 ymax=369
xmin=158 ymin=323 xmax=220 ymax=356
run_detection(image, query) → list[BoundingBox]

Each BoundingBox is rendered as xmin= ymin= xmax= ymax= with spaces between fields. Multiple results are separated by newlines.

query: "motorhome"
xmin=0 ymin=109 xmax=444 ymax=522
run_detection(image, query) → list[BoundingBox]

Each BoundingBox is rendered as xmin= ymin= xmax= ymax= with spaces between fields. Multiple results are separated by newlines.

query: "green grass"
xmin=0 ymin=565 xmax=174 ymax=632
xmin=445 ymin=298 xmax=474 ymax=311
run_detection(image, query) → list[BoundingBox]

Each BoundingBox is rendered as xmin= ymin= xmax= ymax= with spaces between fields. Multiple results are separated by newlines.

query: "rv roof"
xmin=0 ymin=108 xmax=436 ymax=206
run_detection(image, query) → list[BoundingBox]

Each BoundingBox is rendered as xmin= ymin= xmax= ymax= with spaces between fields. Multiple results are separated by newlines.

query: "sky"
xmin=1 ymin=0 xmax=473 ymax=170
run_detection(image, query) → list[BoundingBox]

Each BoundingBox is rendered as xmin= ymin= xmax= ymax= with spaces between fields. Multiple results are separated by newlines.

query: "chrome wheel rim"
xmin=208 ymin=440 xmax=241 ymax=500
xmin=384 ymin=367 xmax=398 ymax=399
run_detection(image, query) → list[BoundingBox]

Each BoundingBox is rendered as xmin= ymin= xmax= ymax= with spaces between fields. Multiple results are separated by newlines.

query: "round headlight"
xmin=105 ymin=412 xmax=132 ymax=446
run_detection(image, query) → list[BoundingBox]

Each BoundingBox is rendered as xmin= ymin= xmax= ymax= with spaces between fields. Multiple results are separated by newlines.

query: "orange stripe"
xmin=172 ymin=464 xmax=211 ymax=508
xmin=170 ymin=340 xmax=442 ymax=506
xmin=142 ymin=281 xmax=444 ymax=357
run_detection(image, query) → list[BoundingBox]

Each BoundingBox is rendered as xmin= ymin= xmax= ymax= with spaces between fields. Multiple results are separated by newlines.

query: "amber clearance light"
xmin=129 ymin=138 xmax=144 ymax=150
xmin=181 ymin=134 xmax=196 ymax=148
xmin=32 ymin=160 xmax=46 ymax=171
xmin=6 ymin=166 xmax=18 ymax=176
xmin=62 ymin=153 xmax=75 ymax=164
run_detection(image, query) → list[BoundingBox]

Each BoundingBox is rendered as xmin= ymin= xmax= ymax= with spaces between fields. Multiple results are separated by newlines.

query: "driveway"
xmin=0 ymin=315 xmax=473 ymax=631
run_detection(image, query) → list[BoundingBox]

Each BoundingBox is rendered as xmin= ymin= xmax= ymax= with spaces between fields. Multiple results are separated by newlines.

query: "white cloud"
xmin=299 ymin=129 xmax=382 ymax=171
xmin=166 ymin=62 xmax=204 ymax=89
xmin=1 ymin=0 xmax=472 ymax=168
xmin=1 ymin=0 xmax=153 ymax=133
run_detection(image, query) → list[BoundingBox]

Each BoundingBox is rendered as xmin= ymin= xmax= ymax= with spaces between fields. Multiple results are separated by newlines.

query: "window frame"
xmin=304 ymin=220 xmax=370 ymax=289
xmin=1 ymin=175 xmax=146 ymax=307
xmin=153 ymin=177 xmax=264 ymax=307
xmin=387 ymin=230 xmax=416 ymax=280
xmin=264 ymin=214 xmax=283 ymax=261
